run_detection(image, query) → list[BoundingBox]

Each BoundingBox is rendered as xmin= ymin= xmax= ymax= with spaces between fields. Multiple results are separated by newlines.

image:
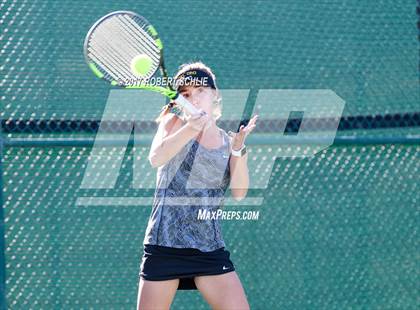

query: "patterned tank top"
xmin=143 ymin=127 xmax=231 ymax=252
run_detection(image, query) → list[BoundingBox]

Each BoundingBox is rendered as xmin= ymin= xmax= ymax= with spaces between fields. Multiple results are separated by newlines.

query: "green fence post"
xmin=0 ymin=136 xmax=7 ymax=310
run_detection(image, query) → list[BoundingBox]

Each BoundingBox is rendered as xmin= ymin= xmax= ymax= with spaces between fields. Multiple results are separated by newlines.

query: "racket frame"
xmin=84 ymin=10 xmax=199 ymax=115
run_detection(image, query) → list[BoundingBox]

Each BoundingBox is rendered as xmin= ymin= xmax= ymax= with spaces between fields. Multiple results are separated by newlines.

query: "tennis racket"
xmin=83 ymin=10 xmax=198 ymax=115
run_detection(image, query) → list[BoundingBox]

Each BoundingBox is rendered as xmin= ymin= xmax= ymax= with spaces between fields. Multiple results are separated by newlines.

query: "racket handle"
xmin=173 ymin=93 xmax=200 ymax=116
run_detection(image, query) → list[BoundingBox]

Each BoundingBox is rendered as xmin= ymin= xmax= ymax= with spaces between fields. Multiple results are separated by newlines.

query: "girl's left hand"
xmin=229 ymin=114 xmax=258 ymax=151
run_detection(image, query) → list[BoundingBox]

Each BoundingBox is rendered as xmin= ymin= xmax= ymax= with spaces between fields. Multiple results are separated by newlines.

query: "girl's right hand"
xmin=185 ymin=110 xmax=211 ymax=132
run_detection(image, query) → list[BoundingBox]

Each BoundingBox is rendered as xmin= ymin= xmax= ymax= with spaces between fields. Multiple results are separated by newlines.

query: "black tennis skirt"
xmin=139 ymin=244 xmax=236 ymax=290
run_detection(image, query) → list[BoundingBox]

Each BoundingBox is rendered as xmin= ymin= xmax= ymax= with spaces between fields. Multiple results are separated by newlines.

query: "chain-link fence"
xmin=0 ymin=0 xmax=419 ymax=309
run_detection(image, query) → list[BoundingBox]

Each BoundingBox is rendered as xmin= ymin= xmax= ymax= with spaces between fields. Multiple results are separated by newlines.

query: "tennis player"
xmin=137 ymin=62 xmax=258 ymax=310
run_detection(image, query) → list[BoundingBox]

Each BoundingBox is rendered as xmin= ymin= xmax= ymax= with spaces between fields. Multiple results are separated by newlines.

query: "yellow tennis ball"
xmin=130 ymin=54 xmax=153 ymax=77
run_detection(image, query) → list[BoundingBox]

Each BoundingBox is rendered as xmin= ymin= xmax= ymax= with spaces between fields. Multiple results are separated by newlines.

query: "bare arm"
xmin=148 ymin=112 xmax=209 ymax=168
xmin=227 ymin=115 xmax=258 ymax=201
xmin=229 ymin=150 xmax=249 ymax=201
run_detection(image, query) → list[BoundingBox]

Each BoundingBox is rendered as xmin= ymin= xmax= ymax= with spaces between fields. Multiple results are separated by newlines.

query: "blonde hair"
xmin=155 ymin=61 xmax=222 ymax=123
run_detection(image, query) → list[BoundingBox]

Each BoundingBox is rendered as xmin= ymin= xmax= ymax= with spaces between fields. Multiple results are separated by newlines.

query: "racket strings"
xmin=91 ymin=19 xmax=150 ymax=80
xmin=89 ymin=25 xmax=136 ymax=79
xmin=97 ymin=20 xmax=147 ymax=77
xmin=87 ymin=14 xmax=160 ymax=84
xmin=88 ymin=51 xmax=126 ymax=82
xmin=108 ymin=18 xmax=160 ymax=77
xmin=88 ymin=41 xmax=133 ymax=82
xmin=89 ymin=32 xmax=138 ymax=81
xmin=107 ymin=17 xmax=158 ymax=64
xmin=117 ymin=15 xmax=160 ymax=59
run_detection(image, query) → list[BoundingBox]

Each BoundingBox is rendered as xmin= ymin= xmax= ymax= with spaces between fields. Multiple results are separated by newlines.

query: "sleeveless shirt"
xmin=143 ymin=127 xmax=231 ymax=252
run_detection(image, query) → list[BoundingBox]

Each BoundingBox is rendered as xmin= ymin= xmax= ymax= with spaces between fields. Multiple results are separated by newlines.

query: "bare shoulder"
xmin=218 ymin=127 xmax=233 ymax=146
xmin=218 ymin=127 xmax=231 ymax=138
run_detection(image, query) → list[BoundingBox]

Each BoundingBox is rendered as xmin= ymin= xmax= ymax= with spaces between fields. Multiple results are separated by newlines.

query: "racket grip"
xmin=173 ymin=93 xmax=200 ymax=116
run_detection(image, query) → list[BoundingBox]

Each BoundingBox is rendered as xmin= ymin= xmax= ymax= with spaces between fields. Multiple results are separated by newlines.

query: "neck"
xmin=202 ymin=120 xmax=219 ymax=138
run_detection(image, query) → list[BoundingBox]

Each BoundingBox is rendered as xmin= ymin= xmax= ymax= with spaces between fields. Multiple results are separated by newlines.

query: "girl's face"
xmin=179 ymin=86 xmax=217 ymax=117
